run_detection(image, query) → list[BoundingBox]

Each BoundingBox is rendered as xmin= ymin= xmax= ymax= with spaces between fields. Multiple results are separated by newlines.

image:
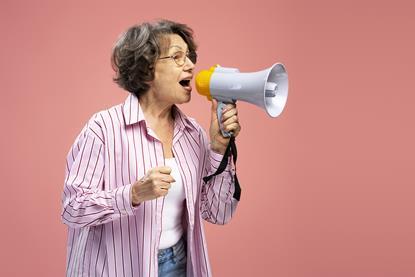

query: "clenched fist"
xmin=131 ymin=166 xmax=175 ymax=206
xmin=209 ymin=99 xmax=242 ymax=154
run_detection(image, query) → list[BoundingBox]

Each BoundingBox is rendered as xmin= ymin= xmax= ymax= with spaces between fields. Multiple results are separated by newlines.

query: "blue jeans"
xmin=158 ymin=236 xmax=187 ymax=277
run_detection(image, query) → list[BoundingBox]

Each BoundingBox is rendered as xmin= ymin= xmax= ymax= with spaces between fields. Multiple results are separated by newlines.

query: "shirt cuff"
xmin=112 ymin=184 xmax=138 ymax=217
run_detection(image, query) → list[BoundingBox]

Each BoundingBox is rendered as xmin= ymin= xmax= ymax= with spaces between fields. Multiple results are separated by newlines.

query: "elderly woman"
xmin=61 ymin=19 xmax=241 ymax=277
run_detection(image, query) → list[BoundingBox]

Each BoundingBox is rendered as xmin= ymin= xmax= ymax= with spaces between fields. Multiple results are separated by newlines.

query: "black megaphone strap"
xmin=202 ymin=136 xmax=241 ymax=201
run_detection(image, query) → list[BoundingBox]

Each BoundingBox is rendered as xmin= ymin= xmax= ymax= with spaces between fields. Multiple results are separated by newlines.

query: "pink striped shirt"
xmin=61 ymin=93 xmax=239 ymax=276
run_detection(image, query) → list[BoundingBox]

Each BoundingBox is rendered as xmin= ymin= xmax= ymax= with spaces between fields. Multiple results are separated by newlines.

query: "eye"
xmin=173 ymin=52 xmax=185 ymax=62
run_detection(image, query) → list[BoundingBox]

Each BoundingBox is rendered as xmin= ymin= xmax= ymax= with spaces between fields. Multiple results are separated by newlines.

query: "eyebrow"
xmin=168 ymin=45 xmax=188 ymax=52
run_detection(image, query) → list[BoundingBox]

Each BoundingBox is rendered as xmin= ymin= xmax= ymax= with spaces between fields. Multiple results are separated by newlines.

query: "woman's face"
xmin=150 ymin=34 xmax=195 ymax=105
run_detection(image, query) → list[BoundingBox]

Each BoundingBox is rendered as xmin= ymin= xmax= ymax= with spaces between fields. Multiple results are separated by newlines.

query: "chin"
xmin=177 ymin=95 xmax=191 ymax=104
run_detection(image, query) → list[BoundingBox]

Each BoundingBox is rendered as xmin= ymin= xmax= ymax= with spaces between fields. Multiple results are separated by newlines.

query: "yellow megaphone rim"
xmin=195 ymin=65 xmax=220 ymax=101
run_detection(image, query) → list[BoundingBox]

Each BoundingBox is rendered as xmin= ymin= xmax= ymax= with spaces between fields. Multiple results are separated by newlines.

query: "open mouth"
xmin=179 ymin=79 xmax=191 ymax=87
xmin=178 ymin=78 xmax=192 ymax=92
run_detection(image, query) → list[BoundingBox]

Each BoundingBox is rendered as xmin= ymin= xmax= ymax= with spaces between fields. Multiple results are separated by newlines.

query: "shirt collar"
xmin=122 ymin=93 xmax=198 ymax=131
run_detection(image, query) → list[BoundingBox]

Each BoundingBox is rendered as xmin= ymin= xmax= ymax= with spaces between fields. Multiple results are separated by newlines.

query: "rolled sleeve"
xmin=112 ymin=183 xmax=138 ymax=217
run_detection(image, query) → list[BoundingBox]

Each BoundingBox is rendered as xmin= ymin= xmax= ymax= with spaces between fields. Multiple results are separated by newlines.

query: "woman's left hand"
xmin=209 ymin=99 xmax=241 ymax=154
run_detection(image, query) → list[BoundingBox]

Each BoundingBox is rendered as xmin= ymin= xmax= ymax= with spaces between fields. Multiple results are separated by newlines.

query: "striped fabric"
xmin=61 ymin=93 xmax=239 ymax=277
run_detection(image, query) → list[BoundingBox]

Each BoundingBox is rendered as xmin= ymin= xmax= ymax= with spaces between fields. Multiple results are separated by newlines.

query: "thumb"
xmin=211 ymin=98 xmax=218 ymax=121
xmin=158 ymin=166 xmax=172 ymax=175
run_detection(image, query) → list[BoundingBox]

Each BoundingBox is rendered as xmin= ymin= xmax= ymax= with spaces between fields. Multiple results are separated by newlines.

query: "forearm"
xmin=61 ymin=183 xmax=136 ymax=228
xmin=200 ymin=149 xmax=239 ymax=225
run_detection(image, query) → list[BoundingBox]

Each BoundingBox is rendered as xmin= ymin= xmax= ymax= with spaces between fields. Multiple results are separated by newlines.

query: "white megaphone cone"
xmin=196 ymin=63 xmax=288 ymax=137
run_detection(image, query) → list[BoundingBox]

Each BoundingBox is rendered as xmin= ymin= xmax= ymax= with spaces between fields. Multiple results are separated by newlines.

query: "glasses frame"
xmin=158 ymin=51 xmax=197 ymax=66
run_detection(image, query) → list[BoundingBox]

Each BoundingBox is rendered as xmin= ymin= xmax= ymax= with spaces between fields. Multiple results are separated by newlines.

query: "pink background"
xmin=1 ymin=0 xmax=414 ymax=276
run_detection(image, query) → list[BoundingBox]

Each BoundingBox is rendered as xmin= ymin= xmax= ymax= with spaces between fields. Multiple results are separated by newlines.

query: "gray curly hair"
xmin=111 ymin=19 xmax=198 ymax=98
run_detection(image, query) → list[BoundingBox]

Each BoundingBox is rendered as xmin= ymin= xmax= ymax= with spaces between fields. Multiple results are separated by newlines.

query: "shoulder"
xmin=91 ymin=102 xmax=125 ymax=125
xmin=84 ymin=103 xmax=125 ymax=143
xmin=186 ymin=116 xmax=202 ymax=132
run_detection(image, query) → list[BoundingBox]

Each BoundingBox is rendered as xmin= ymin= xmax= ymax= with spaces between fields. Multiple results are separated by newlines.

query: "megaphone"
xmin=196 ymin=63 xmax=289 ymax=137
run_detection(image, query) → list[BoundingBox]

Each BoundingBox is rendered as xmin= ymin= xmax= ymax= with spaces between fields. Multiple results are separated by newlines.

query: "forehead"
xmin=160 ymin=34 xmax=188 ymax=53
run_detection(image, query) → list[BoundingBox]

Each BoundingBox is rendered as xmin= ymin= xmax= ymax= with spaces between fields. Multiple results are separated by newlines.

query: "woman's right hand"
xmin=131 ymin=166 xmax=175 ymax=206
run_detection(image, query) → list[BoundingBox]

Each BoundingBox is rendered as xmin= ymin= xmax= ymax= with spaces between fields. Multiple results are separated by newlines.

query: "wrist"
xmin=131 ymin=185 xmax=141 ymax=206
xmin=210 ymin=142 xmax=226 ymax=155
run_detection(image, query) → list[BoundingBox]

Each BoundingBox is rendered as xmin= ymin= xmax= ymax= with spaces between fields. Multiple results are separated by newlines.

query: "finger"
xmin=222 ymin=114 xmax=238 ymax=126
xmin=233 ymin=125 xmax=241 ymax=136
xmin=154 ymin=179 xmax=171 ymax=190
xmin=221 ymin=108 xmax=238 ymax=122
xmin=223 ymin=122 xmax=241 ymax=132
xmin=161 ymin=175 xmax=176 ymax=183
xmin=153 ymin=172 xmax=175 ymax=183
xmin=158 ymin=181 xmax=172 ymax=190
xmin=157 ymin=188 xmax=168 ymax=197
xmin=222 ymin=103 xmax=236 ymax=114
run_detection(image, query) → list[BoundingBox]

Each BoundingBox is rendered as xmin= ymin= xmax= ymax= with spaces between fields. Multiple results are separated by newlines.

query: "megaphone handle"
xmin=217 ymin=101 xmax=234 ymax=138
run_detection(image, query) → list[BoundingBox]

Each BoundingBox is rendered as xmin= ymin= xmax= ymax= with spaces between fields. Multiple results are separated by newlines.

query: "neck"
xmin=139 ymin=91 xmax=174 ymax=125
xmin=140 ymin=91 xmax=174 ymax=128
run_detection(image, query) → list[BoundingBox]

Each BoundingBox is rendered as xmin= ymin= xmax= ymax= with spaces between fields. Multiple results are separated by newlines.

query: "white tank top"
xmin=158 ymin=157 xmax=186 ymax=249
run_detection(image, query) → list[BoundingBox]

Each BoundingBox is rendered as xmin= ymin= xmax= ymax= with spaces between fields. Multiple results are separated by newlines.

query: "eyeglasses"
xmin=158 ymin=51 xmax=197 ymax=66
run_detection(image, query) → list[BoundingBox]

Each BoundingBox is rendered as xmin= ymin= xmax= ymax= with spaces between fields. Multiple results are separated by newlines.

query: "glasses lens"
xmin=173 ymin=52 xmax=186 ymax=66
xmin=171 ymin=51 xmax=197 ymax=66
